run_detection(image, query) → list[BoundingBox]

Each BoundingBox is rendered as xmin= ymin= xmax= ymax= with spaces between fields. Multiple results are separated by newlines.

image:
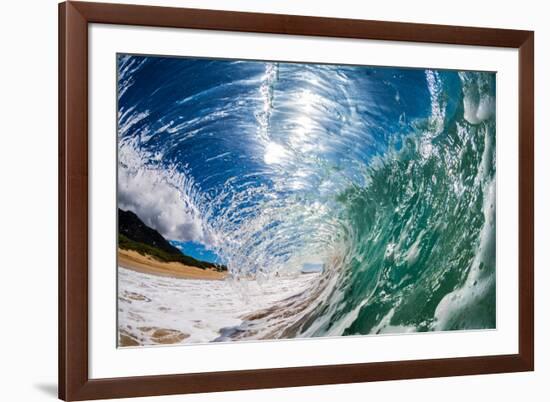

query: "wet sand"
xmin=118 ymin=248 xmax=227 ymax=280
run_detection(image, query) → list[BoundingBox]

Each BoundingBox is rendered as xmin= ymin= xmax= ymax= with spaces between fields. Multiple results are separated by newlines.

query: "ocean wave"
xmin=118 ymin=55 xmax=496 ymax=341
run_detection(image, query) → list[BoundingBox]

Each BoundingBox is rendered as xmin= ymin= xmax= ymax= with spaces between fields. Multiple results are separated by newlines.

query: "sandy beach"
xmin=118 ymin=248 xmax=227 ymax=280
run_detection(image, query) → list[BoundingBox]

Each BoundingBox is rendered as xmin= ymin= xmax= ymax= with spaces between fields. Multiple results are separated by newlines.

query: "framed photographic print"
xmin=59 ymin=1 xmax=534 ymax=400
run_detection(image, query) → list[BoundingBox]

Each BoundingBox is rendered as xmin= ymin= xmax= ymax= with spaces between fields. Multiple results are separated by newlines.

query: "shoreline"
xmin=118 ymin=248 xmax=227 ymax=280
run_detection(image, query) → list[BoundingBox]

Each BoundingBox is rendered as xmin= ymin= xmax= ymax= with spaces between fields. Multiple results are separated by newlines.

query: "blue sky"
xmin=169 ymin=240 xmax=221 ymax=264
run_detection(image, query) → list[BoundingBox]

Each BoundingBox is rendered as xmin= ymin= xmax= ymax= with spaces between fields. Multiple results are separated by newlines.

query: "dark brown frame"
xmin=59 ymin=1 xmax=534 ymax=400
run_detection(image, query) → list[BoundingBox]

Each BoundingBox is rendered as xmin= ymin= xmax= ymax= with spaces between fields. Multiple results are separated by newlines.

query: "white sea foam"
xmin=460 ymin=72 xmax=495 ymax=125
xmin=433 ymin=176 xmax=496 ymax=330
xmin=117 ymin=138 xmax=210 ymax=244
xmin=118 ymin=267 xmax=318 ymax=346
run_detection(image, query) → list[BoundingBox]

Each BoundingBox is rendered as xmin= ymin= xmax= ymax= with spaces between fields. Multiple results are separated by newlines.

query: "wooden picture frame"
xmin=59 ymin=1 xmax=534 ymax=400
